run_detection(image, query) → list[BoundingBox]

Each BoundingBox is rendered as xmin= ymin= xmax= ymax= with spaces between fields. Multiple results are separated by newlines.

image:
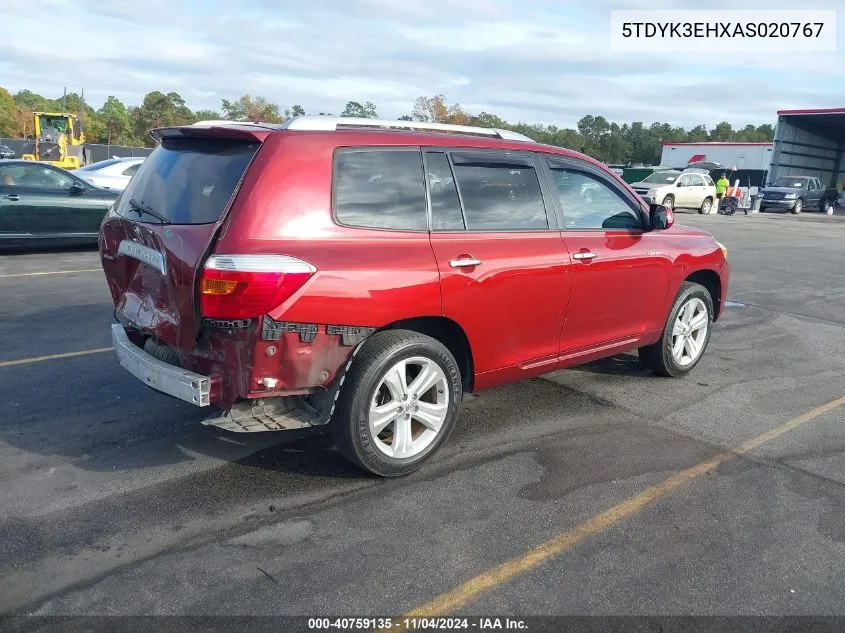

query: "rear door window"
xmin=116 ymin=137 xmax=260 ymax=225
xmin=448 ymin=151 xmax=548 ymax=231
xmin=333 ymin=148 xmax=427 ymax=231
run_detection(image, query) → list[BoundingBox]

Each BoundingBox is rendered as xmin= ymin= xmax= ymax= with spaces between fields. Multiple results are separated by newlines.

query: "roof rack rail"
xmin=191 ymin=120 xmax=284 ymax=130
xmin=279 ymin=116 xmax=536 ymax=143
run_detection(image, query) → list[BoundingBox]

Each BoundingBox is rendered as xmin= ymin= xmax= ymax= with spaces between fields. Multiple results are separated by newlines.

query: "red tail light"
xmin=199 ymin=254 xmax=316 ymax=319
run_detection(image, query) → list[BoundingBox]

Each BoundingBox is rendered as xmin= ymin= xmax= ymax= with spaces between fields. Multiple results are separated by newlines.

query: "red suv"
xmin=99 ymin=117 xmax=730 ymax=477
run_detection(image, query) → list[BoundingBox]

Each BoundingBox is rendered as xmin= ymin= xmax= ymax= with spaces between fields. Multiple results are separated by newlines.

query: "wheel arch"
xmin=685 ymin=269 xmax=721 ymax=319
xmin=382 ymin=316 xmax=475 ymax=393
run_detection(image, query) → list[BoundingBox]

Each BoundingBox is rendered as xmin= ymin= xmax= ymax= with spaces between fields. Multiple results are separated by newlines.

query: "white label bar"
xmin=610 ymin=10 xmax=837 ymax=52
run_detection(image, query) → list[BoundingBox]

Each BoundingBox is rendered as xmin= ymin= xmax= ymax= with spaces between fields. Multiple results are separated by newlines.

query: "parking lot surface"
xmin=1 ymin=211 xmax=844 ymax=617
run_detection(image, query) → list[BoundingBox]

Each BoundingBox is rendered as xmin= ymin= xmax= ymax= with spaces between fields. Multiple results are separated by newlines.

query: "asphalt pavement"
xmin=0 ymin=211 xmax=843 ymax=619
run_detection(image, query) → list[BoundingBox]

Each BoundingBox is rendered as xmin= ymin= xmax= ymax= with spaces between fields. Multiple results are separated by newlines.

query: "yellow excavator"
xmin=21 ymin=112 xmax=90 ymax=169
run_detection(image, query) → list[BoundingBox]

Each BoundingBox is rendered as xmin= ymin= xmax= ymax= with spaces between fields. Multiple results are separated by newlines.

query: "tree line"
xmin=0 ymin=87 xmax=775 ymax=165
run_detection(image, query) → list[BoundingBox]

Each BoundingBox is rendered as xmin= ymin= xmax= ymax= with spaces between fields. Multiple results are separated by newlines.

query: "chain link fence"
xmin=0 ymin=138 xmax=154 ymax=164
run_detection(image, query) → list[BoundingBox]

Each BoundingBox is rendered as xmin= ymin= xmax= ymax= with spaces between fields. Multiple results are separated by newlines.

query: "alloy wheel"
xmin=670 ymin=297 xmax=710 ymax=367
xmin=368 ymin=356 xmax=449 ymax=458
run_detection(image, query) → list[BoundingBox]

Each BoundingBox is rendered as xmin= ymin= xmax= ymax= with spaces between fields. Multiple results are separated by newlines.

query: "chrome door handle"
xmin=572 ymin=251 xmax=597 ymax=260
xmin=3 ymin=194 xmax=20 ymax=201
xmin=449 ymin=258 xmax=482 ymax=268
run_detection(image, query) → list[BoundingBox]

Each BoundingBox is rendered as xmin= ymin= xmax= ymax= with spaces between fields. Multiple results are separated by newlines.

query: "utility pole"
xmin=62 ymin=86 xmax=67 ymax=110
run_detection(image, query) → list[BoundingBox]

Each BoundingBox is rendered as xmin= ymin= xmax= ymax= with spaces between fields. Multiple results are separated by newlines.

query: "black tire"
xmin=759 ymin=206 xmax=767 ymax=213
xmin=638 ymin=282 xmax=714 ymax=377
xmin=699 ymin=197 xmax=713 ymax=214
xmin=791 ymin=199 xmax=803 ymax=215
xmin=661 ymin=195 xmax=674 ymax=210
xmin=821 ymin=198 xmax=833 ymax=215
xmin=331 ymin=329 xmax=462 ymax=477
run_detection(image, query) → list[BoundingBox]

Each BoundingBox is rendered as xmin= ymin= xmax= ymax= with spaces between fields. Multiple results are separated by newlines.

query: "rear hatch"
xmin=99 ymin=124 xmax=271 ymax=351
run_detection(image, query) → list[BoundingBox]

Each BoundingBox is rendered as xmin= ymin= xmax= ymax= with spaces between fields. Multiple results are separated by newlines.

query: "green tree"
xmin=97 ymin=96 xmax=131 ymax=145
xmin=0 ymin=87 xmax=19 ymax=137
xmin=709 ymin=121 xmax=733 ymax=141
xmin=340 ymin=101 xmax=378 ymax=118
xmin=686 ymin=124 xmax=709 ymax=142
xmin=756 ymin=124 xmax=774 ymax=140
xmin=286 ymin=104 xmax=306 ymax=118
xmin=13 ymin=89 xmax=51 ymax=113
xmin=192 ymin=109 xmax=222 ymax=122
xmin=131 ymin=91 xmax=194 ymax=144
xmin=221 ymin=95 xmax=283 ymax=123
xmin=469 ymin=112 xmax=507 ymax=128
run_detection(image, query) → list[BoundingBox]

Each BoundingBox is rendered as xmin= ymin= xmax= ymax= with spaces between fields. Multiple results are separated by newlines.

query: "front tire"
xmin=792 ymin=199 xmax=803 ymax=214
xmin=661 ymin=195 xmax=674 ymax=210
xmin=639 ymin=282 xmax=714 ymax=377
xmin=331 ymin=330 xmax=462 ymax=477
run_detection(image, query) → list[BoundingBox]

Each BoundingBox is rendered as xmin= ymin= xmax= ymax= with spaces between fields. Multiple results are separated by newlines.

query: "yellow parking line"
xmin=0 ymin=347 xmax=113 ymax=368
xmin=396 ymin=395 xmax=845 ymax=621
xmin=0 ymin=268 xmax=101 ymax=279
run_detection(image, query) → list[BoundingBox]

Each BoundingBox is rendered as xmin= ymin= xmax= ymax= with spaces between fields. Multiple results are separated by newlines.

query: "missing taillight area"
xmin=199 ymin=254 xmax=316 ymax=320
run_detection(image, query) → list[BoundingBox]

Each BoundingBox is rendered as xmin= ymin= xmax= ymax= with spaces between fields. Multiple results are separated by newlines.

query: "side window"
xmin=691 ymin=175 xmax=706 ymax=187
xmin=334 ymin=149 xmax=427 ymax=231
xmin=678 ymin=174 xmax=694 ymax=187
xmin=424 ymin=152 xmax=464 ymax=231
xmin=548 ymin=162 xmax=642 ymax=230
xmin=0 ymin=164 xmax=74 ymax=190
xmin=449 ymin=152 xmax=548 ymax=231
xmin=703 ymin=175 xmax=715 ymax=186
xmin=122 ymin=164 xmax=141 ymax=176
xmin=807 ymin=179 xmax=816 ymax=190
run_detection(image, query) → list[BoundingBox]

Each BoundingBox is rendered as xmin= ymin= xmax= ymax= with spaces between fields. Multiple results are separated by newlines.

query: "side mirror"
xmin=69 ymin=182 xmax=86 ymax=195
xmin=650 ymin=204 xmax=674 ymax=230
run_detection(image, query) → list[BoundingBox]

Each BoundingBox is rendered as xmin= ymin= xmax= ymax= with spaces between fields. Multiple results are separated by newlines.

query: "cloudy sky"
xmin=2 ymin=0 xmax=843 ymax=128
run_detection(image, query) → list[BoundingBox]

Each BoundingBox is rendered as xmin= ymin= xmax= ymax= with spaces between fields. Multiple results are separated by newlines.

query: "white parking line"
xmin=0 ymin=269 xmax=101 ymax=279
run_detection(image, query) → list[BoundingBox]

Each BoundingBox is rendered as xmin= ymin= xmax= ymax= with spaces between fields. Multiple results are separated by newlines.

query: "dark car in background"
xmin=759 ymin=176 xmax=838 ymax=215
xmin=0 ymin=160 xmax=119 ymax=247
xmin=0 ymin=145 xmax=16 ymax=159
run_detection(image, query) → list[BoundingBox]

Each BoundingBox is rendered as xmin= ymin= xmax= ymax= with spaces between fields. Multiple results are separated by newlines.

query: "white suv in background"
xmin=631 ymin=170 xmax=717 ymax=214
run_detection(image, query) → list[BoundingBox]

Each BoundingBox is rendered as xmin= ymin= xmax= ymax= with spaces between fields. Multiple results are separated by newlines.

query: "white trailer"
xmin=661 ymin=142 xmax=773 ymax=170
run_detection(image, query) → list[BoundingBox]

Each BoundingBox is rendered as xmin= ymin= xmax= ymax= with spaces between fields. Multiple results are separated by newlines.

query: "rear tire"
xmin=639 ymin=282 xmax=714 ymax=377
xmin=699 ymin=198 xmax=712 ymax=214
xmin=331 ymin=330 xmax=462 ymax=477
xmin=791 ymin=199 xmax=803 ymax=215
xmin=821 ymin=198 xmax=833 ymax=215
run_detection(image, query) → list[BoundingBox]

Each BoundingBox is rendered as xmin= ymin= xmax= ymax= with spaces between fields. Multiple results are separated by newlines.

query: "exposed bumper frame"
xmin=111 ymin=324 xmax=211 ymax=407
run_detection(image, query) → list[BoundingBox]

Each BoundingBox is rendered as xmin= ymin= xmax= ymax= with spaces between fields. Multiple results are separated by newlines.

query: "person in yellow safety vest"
xmin=715 ymin=173 xmax=730 ymax=203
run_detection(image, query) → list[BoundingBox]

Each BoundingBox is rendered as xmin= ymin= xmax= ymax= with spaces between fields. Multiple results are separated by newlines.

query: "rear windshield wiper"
xmin=128 ymin=198 xmax=171 ymax=225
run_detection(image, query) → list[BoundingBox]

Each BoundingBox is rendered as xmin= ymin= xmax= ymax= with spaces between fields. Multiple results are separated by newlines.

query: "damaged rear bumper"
xmin=112 ymin=324 xmax=212 ymax=407
xmin=112 ymin=323 xmax=342 ymax=433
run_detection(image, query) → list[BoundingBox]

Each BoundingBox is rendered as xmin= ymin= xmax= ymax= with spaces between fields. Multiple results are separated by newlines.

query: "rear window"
xmin=116 ymin=137 xmax=259 ymax=225
xmin=333 ymin=149 xmax=427 ymax=231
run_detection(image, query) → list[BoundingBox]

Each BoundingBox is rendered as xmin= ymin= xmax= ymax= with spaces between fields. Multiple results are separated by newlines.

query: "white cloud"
xmin=2 ymin=0 xmax=843 ymax=129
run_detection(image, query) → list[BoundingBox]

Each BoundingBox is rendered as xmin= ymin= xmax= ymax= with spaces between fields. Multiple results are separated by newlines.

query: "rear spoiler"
xmin=149 ymin=121 xmax=280 ymax=143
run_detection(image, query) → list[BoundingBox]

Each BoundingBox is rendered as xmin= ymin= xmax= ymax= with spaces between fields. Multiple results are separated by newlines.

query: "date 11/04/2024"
xmin=307 ymin=617 xmax=528 ymax=630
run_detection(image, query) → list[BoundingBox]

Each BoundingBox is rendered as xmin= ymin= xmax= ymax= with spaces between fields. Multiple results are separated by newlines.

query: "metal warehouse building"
xmin=769 ymin=108 xmax=845 ymax=190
